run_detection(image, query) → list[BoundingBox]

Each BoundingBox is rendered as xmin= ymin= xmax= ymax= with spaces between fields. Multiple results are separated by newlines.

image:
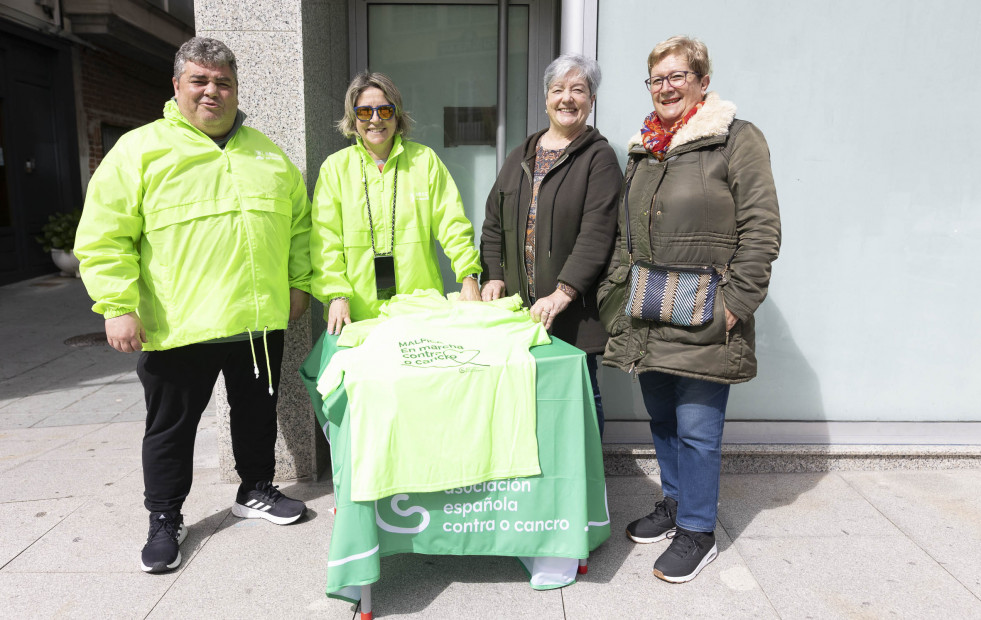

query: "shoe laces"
xmin=665 ymin=529 xmax=700 ymax=557
xmin=254 ymin=481 xmax=284 ymax=503
xmin=147 ymin=513 xmax=181 ymax=543
xmin=647 ymin=498 xmax=674 ymax=521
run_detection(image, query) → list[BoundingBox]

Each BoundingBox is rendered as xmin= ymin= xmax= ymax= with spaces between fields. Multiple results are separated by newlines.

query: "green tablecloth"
xmin=300 ymin=331 xmax=610 ymax=600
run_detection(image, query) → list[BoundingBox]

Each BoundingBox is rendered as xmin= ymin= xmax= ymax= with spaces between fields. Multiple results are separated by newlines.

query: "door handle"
xmin=25 ymin=157 xmax=36 ymax=173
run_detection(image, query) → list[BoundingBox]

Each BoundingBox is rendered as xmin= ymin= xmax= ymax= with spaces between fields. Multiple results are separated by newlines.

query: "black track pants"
xmin=137 ymin=331 xmax=284 ymax=513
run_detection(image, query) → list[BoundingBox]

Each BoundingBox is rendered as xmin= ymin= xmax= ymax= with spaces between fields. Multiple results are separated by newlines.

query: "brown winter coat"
xmin=481 ymin=127 xmax=623 ymax=354
xmin=597 ymin=93 xmax=781 ymax=383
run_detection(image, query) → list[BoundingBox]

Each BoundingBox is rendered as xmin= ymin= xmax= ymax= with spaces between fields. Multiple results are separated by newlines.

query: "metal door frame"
xmin=350 ymin=0 xmax=557 ymax=156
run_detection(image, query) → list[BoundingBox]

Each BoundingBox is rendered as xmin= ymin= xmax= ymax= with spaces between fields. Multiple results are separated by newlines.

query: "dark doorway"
xmin=0 ymin=22 xmax=82 ymax=285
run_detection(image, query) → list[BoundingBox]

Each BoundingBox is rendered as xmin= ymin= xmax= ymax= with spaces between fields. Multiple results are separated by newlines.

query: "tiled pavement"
xmin=1 ymin=275 xmax=979 ymax=618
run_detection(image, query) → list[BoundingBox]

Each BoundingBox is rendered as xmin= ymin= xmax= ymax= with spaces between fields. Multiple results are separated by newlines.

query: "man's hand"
xmin=480 ymin=279 xmax=506 ymax=302
xmin=327 ymin=298 xmax=352 ymax=335
xmin=289 ymin=288 xmax=310 ymax=320
xmin=458 ymin=277 xmax=481 ymax=302
xmin=105 ymin=312 xmax=146 ymax=353
xmin=530 ymin=288 xmax=573 ymax=332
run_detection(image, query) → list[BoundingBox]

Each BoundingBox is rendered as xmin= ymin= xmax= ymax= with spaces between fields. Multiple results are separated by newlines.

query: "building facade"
xmin=0 ymin=0 xmax=192 ymax=284
xmin=194 ymin=0 xmax=981 ymax=449
xmin=7 ymin=1 xmax=976 ymax=458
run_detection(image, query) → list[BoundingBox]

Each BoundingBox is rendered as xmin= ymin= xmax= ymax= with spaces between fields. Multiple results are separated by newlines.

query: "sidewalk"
xmin=1 ymin=275 xmax=980 ymax=618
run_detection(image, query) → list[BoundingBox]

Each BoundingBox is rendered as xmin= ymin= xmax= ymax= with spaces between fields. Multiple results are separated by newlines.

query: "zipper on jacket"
xmin=223 ymin=148 xmax=263 ymax=326
xmin=649 ymin=160 xmax=668 ymax=242
xmin=498 ymin=190 xmax=506 ymax=269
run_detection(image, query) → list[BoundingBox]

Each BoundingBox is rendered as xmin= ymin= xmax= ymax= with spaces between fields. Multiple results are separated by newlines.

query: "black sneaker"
xmin=652 ymin=526 xmax=718 ymax=583
xmin=232 ymin=481 xmax=306 ymax=525
xmin=140 ymin=511 xmax=187 ymax=574
xmin=626 ymin=496 xmax=677 ymax=543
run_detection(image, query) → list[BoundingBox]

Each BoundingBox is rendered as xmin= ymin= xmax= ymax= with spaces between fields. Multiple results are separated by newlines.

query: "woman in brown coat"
xmin=598 ymin=36 xmax=780 ymax=583
xmin=480 ymin=53 xmax=622 ymax=436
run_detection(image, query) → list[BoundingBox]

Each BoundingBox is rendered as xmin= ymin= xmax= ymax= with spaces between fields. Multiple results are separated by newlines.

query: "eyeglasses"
xmin=354 ymin=105 xmax=396 ymax=122
xmin=644 ymin=71 xmax=700 ymax=92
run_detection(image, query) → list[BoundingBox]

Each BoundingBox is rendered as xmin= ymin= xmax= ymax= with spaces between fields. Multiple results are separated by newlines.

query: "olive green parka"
xmin=597 ymin=93 xmax=781 ymax=383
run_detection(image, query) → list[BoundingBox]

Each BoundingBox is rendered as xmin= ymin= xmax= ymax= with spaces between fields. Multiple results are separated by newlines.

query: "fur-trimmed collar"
xmin=627 ymin=92 xmax=737 ymax=153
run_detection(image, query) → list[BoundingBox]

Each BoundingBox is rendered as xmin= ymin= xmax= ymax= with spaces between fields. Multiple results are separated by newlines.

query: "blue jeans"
xmin=637 ymin=371 xmax=730 ymax=533
xmin=586 ymin=354 xmax=604 ymax=438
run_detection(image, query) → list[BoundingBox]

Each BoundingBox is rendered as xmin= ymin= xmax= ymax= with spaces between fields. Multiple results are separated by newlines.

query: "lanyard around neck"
xmin=361 ymin=155 xmax=398 ymax=257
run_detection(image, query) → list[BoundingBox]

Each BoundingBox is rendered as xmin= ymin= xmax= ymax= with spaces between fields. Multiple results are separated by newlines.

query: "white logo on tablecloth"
xmin=375 ymin=494 xmax=430 ymax=534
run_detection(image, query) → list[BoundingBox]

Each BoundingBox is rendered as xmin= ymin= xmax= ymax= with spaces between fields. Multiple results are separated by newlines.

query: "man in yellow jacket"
xmin=75 ymin=37 xmax=312 ymax=574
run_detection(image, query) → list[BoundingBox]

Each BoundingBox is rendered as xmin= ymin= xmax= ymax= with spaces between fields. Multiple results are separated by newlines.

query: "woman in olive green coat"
xmin=597 ymin=36 xmax=780 ymax=584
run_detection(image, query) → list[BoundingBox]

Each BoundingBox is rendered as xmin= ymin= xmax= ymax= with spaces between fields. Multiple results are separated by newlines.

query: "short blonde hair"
xmin=647 ymin=35 xmax=711 ymax=77
xmin=336 ymin=72 xmax=414 ymax=139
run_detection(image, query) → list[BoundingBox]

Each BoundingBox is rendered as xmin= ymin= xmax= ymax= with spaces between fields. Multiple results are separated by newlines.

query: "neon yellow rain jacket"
xmin=310 ymin=135 xmax=481 ymax=321
xmin=75 ymin=99 xmax=312 ymax=351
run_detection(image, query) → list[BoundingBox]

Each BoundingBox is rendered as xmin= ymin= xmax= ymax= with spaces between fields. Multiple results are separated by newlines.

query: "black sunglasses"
xmin=354 ymin=105 xmax=396 ymax=122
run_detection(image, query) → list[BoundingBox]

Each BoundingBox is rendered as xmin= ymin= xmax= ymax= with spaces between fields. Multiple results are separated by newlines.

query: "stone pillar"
xmin=195 ymin=0 xmax=350 ymax=483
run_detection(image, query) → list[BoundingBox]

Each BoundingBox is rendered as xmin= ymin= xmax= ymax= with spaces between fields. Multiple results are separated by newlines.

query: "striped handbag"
xmin=619 ymin=158 xmax=726 ymax=327
xmin=626 ymin=261 xmax=721 ymax=326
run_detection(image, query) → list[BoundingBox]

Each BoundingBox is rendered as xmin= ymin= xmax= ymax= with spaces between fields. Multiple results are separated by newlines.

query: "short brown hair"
xmin=336 ymin=72 xmax=414 ymax=139
xmin=647 ymin=35 xmax=711 ymax=77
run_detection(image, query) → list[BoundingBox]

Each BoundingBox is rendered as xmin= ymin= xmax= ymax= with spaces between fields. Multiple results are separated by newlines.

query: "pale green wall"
xmin=595 ymin=0 xmax=981 ymax=422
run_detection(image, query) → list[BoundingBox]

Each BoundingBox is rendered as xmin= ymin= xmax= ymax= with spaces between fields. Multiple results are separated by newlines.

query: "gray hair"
xmin=543 ymin=54 xmax=601 ymax=96
xmin=174 ymin=37 xmax=238 ymax=82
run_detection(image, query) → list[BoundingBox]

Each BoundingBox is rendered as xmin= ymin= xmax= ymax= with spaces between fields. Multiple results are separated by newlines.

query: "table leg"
xmin=360 ymin=584 xmax=373 ymax=620
xmin=578 ymin=558 xmax=588 ymax=574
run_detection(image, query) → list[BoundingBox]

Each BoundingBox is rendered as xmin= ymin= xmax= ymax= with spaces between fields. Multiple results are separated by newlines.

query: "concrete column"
xmin=559 ymin=0 xmax=597 ymax=57
xmin=195 ymin=0 xmax=350 ymax=482
xmin=559 ymin=0 xmax=598 ymax=126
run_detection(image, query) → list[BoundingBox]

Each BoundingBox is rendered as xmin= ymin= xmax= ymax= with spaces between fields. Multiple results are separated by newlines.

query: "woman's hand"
xmin=530 ymin=288 xmax=573 ymax=331
xmin=327 ymin=298 xmax=352 ymax=335
xmin=480 ymin=279 xmax=506 ymax=301
xmin=725 ymin=308 xmax=738 ymax=331
xmin=458 ymin=277 xmax=481 ymax=302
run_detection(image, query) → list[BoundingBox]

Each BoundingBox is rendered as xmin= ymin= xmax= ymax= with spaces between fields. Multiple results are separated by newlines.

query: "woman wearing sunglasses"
xmin=311 ymin=72 xmax=482 ymax=333
xmin=598 ymin=36 xmax=781 ymax=583
xmin=479 ymin=54 xmax=622 ymax=437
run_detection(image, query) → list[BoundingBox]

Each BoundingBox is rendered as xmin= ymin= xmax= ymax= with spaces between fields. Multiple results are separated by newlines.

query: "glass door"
xmin=354 ymin=0 xmax=556 ymax=289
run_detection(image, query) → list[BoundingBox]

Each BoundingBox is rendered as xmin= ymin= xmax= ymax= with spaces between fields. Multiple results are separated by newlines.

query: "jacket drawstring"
xmin=262 ymin=327 xmax=273 ymax=395
xmin=246 ymin=327 xmax=259 ymax=378
xmin=547 ymin=165 xmax=573 ymax=258
xmin=245 ymin=327 xmax=275 ymax=396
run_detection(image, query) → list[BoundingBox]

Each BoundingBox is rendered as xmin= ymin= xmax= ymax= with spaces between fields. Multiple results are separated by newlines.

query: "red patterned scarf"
xmin=640 ymin=100 xmax=704 ymax=161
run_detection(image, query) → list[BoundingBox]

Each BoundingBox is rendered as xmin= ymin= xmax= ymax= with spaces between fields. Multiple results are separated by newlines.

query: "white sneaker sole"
xmin=627 ymin=527 xmax=675 ymax=544
xmin=653 ymin=543 xmax=718 ymax=583
xmin=232 ymin=502 xmax=303 ymax=525
xmin=140 ymin=523 xmax=187 ymax=573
